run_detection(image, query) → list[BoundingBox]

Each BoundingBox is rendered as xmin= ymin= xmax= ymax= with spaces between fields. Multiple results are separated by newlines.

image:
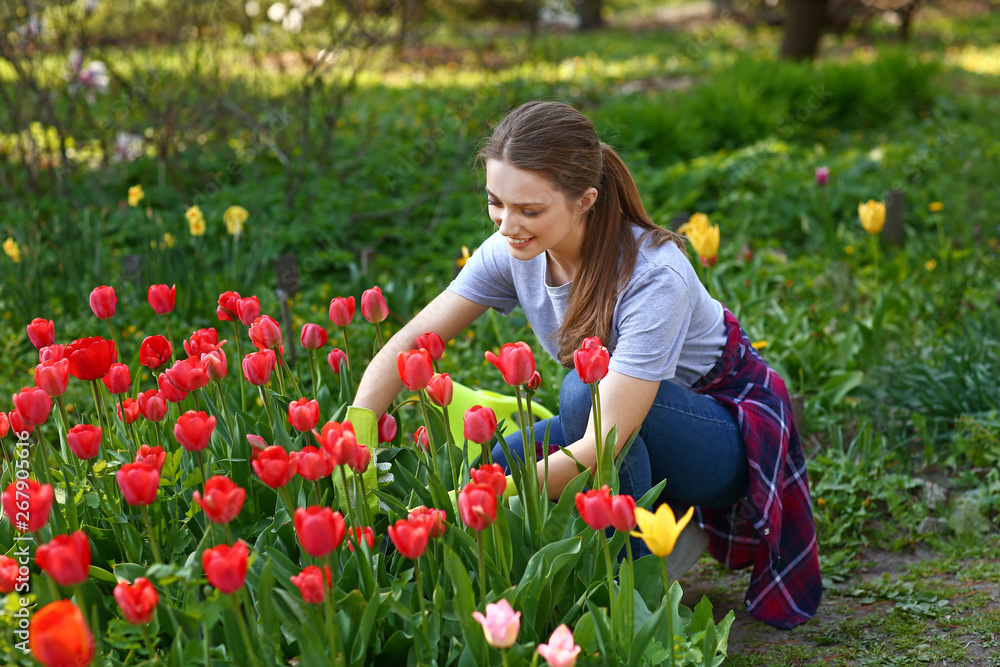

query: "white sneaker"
xmin=665 ymin=524 xmax=709 ymax=582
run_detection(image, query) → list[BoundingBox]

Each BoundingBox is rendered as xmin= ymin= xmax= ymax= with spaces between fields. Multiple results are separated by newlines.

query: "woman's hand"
xmin=541 ymin=370 xmax=659 ymax=499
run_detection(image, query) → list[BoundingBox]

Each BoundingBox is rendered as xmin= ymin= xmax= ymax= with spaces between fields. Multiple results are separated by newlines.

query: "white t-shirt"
xmin=447 ymin=224 xmax=727 ymax=387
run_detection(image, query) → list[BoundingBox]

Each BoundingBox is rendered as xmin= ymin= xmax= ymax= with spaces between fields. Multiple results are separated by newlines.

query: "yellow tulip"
xmin=858 ymin=200 xmax=886 ymax=235
xmin=751 ymin=340 xmax=768 ymax=350
xmin=677 ymin=212 xmax=709 ymax=237
xmin=925 ymin=259 xmax=937 ymax=271
xmin=224 ymin=205 xmax=249 ymax=236
xmin=678 ymin=213 xmax=719 ymax=266
xmin=128 ymin=184 xmax=144 ymax=207
xmin=630 ymin=503 xmax=694 ymax=558
xmin=3 ymin=237 xmax=22 ymax=263
xmin=456 ymin=245 xmax=471 ymax=269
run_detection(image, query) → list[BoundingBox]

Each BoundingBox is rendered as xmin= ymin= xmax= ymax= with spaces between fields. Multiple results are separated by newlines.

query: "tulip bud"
xmin=113 ymin=577 xmax=159 ymax=625
xmin=192 ymin=476 xmax=245 ymax=525
xmin=360 ymin=286 xmax=388 ymax=323
xmin=29 ymin=600 xmax=96 ymax=667
xmin=174 ymin=410 xmax=216 ymax=451
xmin=485 ymin=341 xmax=535 ymax=387
xmin=387 ymin=518 xmax=429 ymax=559
xmin=458 ymin=482 xmax=498 ymax=531
xmin=397 ymin=348 xmax=433 ymax=391
xmin=416 ymin=331 xmax=445 ymax=361
xmin=327 ymin=348 xmax=347 ymax=374
xmin=472 ymin=599 xmax=521 ymax=650
xmin=292 ymin=446 xmax=333 ymax=481
xmin=2 ymin=479 xmax=54 ymax=532
xmin=202 ymin=540 xmax=249 ymax=593
xmin=377 ymin=412 xmax=397 ymax=444
xmin=293 ymin=506 xmax=346 ymax=557
xmin=463 ymin=405 xmax=498 ymax=444
xmin=26 ymin=318 xmax=54 ymax=350
xmin=36 ymin=531 xmax=91 ymax=586
xmin=102 ymin=362 xmax=131 ymax=395
xmin=300 ymin=323 xmax=328 ymax=350
xmin=147 ymin=284 xmax=176 ymax=315
xmin=116 ymin=462 xmax=160 ymax=505
xmin=249 ymin=314 xmax=282 ymax=350
xmin=89 ymin=285 xmax=117 ymax=319
xmin=217 ymin=291 xmax=241 ymax=322
xmin=117 ymin=398 xmax=140 ymax=425
xmin=139 ymin=335 xmax=172 ymax=370
xmin=328 ymin=296 xmax=355 ymax=328
xmin=236 ymin=296 xmax=261 ymax=327
xmin=67 ymin=424 xmax=102 ymax=460
xmin=425 ymin=372 xmax=453 ymax=407
xmin=290 ymin=565 xmax=331 ymax=604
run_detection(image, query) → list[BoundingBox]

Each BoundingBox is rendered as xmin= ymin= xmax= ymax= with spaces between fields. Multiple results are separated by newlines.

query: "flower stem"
xmin=233 ymin=322 xmax=247 ymax=412
xmin=625 ymin=537 xmax=635 ymax=638
xmin=600 ymin=531 xmax=616 ymax=643
xmin=307 ymin=349 xmax=319 ymax=402
xmin=477 ymin=533 xmax=488 ymax=611
xmin=416 ymin=392 xmax=442 ymax=483
xmin=341 ymin=325 xmax=352 ymax=373
xmin=140 ymin=504 xmax=162 ymax=563
xmin=163 ymin=314 xmax=176 ymax=364
xmin=230 ymin=594 xmax=262 ymax=667
xmin=661 ymin=558 xmax=675 ymax=667
xmin=324 ymin=553 xmax=345 ymax=664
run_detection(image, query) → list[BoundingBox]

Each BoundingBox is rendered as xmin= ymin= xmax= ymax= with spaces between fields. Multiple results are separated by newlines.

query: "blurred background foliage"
xmin=1 ymin=0 xmax=1000 ymax=585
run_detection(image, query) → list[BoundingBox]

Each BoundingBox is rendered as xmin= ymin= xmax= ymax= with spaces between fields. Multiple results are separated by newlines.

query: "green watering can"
xmin=432 ymin=380 xmax=555 ymax=445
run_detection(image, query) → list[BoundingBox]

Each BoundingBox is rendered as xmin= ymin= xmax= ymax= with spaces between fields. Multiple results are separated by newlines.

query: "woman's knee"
xmin=559 ymin=369 xmax=593 ymax=443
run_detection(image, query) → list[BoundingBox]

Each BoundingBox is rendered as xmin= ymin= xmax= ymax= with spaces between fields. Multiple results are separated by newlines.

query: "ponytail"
xmin=478 ymin=101 xmax=686 ymax=366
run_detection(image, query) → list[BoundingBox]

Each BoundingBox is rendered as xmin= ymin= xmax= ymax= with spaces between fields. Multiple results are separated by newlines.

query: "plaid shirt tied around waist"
xmin=690 ymin=307 xmax=822 ymax=629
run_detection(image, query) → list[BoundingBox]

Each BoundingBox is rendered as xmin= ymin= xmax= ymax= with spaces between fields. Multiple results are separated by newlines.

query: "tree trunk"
xmin=779 ymin=0 xmax=830 ymax=61
xmin=575 ymin=0 xmax=604 ymax=30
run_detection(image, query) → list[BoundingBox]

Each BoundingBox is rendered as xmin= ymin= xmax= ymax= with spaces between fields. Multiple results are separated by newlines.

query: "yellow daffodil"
xmin=928 ymin=202 xmax=944 ymax=212
xmin=678 ymin=212 xmax=720 ymax=267
xmin=224 ymin=205 xmax=249 ymax=236
xmin=925 ymin=259 xmax=937 ymax=271
xmin=186 ymin=206 xmax=206 ymax=236
xmin=751 ymin=340 xmax=769 ymax=350
xmin=845 ymin=245 xmax=855 ymax=255
xmin=4 ymin=237 xmax=22 ymax=263
xmin=630 ymin=503 xmax=694 ymax=558
xmin=162 ymin=233 xmax=176 ymax=249
xmin=457 ymin=245 xmax=471 ymax=269
xmin=858 ymin=200 xmax=886 ymax=235
xmin=128 ymin=184 xmax=144 ymax=207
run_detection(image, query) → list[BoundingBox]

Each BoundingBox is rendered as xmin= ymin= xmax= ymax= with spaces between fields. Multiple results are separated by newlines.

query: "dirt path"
xmin=679 ymin=549 xmax=1000 ymax=665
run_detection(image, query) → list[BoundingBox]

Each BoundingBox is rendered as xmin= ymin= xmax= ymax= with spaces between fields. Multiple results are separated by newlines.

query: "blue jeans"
xmin=492 ymin=370 xmax=750 ymax=555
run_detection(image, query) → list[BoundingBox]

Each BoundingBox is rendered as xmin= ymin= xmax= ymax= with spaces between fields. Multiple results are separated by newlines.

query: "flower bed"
xmin=1 ymin=283 xmax=732 ymax=666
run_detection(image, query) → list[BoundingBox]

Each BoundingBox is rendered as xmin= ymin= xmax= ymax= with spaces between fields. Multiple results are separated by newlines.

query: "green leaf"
xmin=443 ymin=545 xmax=488 ymax=663
xmin=585 ymin=598 xmax=619 ymax=667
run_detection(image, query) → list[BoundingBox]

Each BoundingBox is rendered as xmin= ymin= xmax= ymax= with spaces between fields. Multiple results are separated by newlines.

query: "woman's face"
xmin=485 ymin=160 xmax=596 ymax=267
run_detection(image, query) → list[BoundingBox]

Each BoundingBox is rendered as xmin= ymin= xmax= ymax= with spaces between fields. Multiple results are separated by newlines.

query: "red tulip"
xmin=485 ymin=341 xmax=535 ymax=387
xmin=0 ymin=412 xmax=8 ymax=438
xmin=116 ymin=462 xmax=160 ymax=506
xmin=574 ymin=337 xmax=610 ymax=385
xmin=29 ymin=600 xmax=95 ymax=667
xmin=464 ymin=406 xmax=498 ymax=444
xmin=3 ymin=479 xmax=54 ymax=533
xmin=425 ymin=372 xmax=453 ymax=407
xmin=66 ymin=336 xmax=117 ymax=381
xmin=328 ymin=296 xmax=355 ymax=327
xmin=249 ymin=315 xmax=282 ymax=350
xmin=246 ymin=434 xmax=268 ymax=462
xmin=166 ymin=356 xmax=210 ymax=392
xmin=471 ymin=463 xmax=507 ymax=497
xmin=347 ymin=526 xmax=375 ymax=552
xmin=252 ymin=446 xmax=298 ymax=488
xmin=361 ymin=286 xmax=388 ymax=323
xmin=202 ymin=540 xmax=249 ymax=593
xmin=136 ymin=389 xmax=167 ymax=422
xmin=66 ymin=424 xmax=102 ymax=460
xmin=157 ymin=369 xmax=187 ymax=403
xmin=147 ymin=284 xmax=176 ymax=315
xmin=201 ymin=349 xmax=228 ymax=381
xmin=135 ymin=445 xmax=166 ymax=471
xmin=139 ymin=335 xmax=172 ymax=370
xmin=348 ymin=442 xmax=371 ymax=474
xmin=290 ymin=565 xmax=331 ymax=604
xmin=12 ymin=386 xmax=53 ymax=426
xmin=89 ymin=285 xmax=117 ymax=319
xmin=34 ymin=360 xmax=69 ymax=397
xmin=416 ymin=331 xmax=445 ymax=361
xmin=113 ymin=577 xmax=159 ymax=625
xmin=236 ymin=296 xmax=261 ymax=327
xmin=458 ymin=483 xmax=498 ymax=531
xmin=377 ymin=412 xmax=397 ymax=444
xmin=300 ymin=323 xmax=328 ymax=350
xmin=408 ymin=506 xmax=447 ymax=539
xmin=8 ymin=410 xmax=34 ymax=437
xmin=0 ymin=555 xmax=17 ymax=594
xmin=397 ymin=348 xmax=433 ymax=391
xmin=610 ymin=494 xmax=637 ymax=533
xmin=174 ymin=410 xmax=216 ymax=452
xmin=292 ymin=446 xmax=333 ymax=481
xmin=217 ymin=290 xmax=241 ymax=322
xmin=36 ymin=531 xmax=91 ymax=586
xmin=575 ymin=486 xmax=614 ymax=531
xmin=317 ymin=420 xmax=359 ymax=467
xmin=288 ymin=398 xmax=320 ymax=432
xmin=117 ymin=398 xmax=140 ymax=425
xmin=26 ymin=318 xmax=54 ymax=350
xmin=192 ymin=476 xmax=245 ymax=524
xmin=327 ymin=348 xmax=347 ymax=374
xmin=242 ymin=349 xmax=276 ymax=386
xmin=39 ymin=344 xmax=66 ymax=364
xmin=413 ymin=426 xmax=429 ymax=452
xmin=387 ymin=518 xmax=429 ymax=559
xmin=183 ymin=328 xmax=221 ymax=357
xmin=526 ymin=371 xmax=542 ymax=391
xmin=294 ymin=506 xmax=346 ymax=557
xmin=102 ymin=362 xmax=131 ymax=395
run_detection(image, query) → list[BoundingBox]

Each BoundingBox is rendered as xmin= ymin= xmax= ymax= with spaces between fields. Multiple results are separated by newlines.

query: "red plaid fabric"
xmin=691 ymin=307 xmax=822 ymax=629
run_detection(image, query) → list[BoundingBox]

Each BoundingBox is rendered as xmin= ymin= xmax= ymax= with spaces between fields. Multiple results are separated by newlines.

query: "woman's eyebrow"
xmin=485 ymin=187 xmax=546 ymax=207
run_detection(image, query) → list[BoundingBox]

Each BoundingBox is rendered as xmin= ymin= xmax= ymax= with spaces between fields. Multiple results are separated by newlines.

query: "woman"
xmin=350 ymin=101 xmax=821 ymax=629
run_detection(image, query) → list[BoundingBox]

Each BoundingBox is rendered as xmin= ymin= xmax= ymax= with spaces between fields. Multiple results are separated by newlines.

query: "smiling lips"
xmin=507 ymin=237 xmax=533 ymax=246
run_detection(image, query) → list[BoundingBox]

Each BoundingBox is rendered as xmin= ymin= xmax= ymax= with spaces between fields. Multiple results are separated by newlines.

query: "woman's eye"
xmin=523 ymin=210 xmax=541 ymax=218
xmin=487 ymin=199 xmax=501 ymax=208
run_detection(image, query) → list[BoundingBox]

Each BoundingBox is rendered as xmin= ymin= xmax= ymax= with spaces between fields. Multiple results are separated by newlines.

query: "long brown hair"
xmin=478 ymin=100 xmax=686 ymax=366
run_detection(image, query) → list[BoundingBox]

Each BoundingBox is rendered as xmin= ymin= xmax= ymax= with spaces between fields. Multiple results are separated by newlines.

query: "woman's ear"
xmin=579 ymin=187 xmax=598 ymax=213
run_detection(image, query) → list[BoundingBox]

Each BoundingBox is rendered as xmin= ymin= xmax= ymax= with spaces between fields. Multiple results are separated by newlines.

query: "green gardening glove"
xmin=332 ymin=406 xmax=390 ymax=517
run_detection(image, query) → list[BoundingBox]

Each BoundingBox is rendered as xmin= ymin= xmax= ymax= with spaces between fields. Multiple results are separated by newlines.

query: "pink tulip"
xmin=471 ymin=599 xmax=521 ymax=649
xmin=536 ymin=624 xmax=581 ymax=667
